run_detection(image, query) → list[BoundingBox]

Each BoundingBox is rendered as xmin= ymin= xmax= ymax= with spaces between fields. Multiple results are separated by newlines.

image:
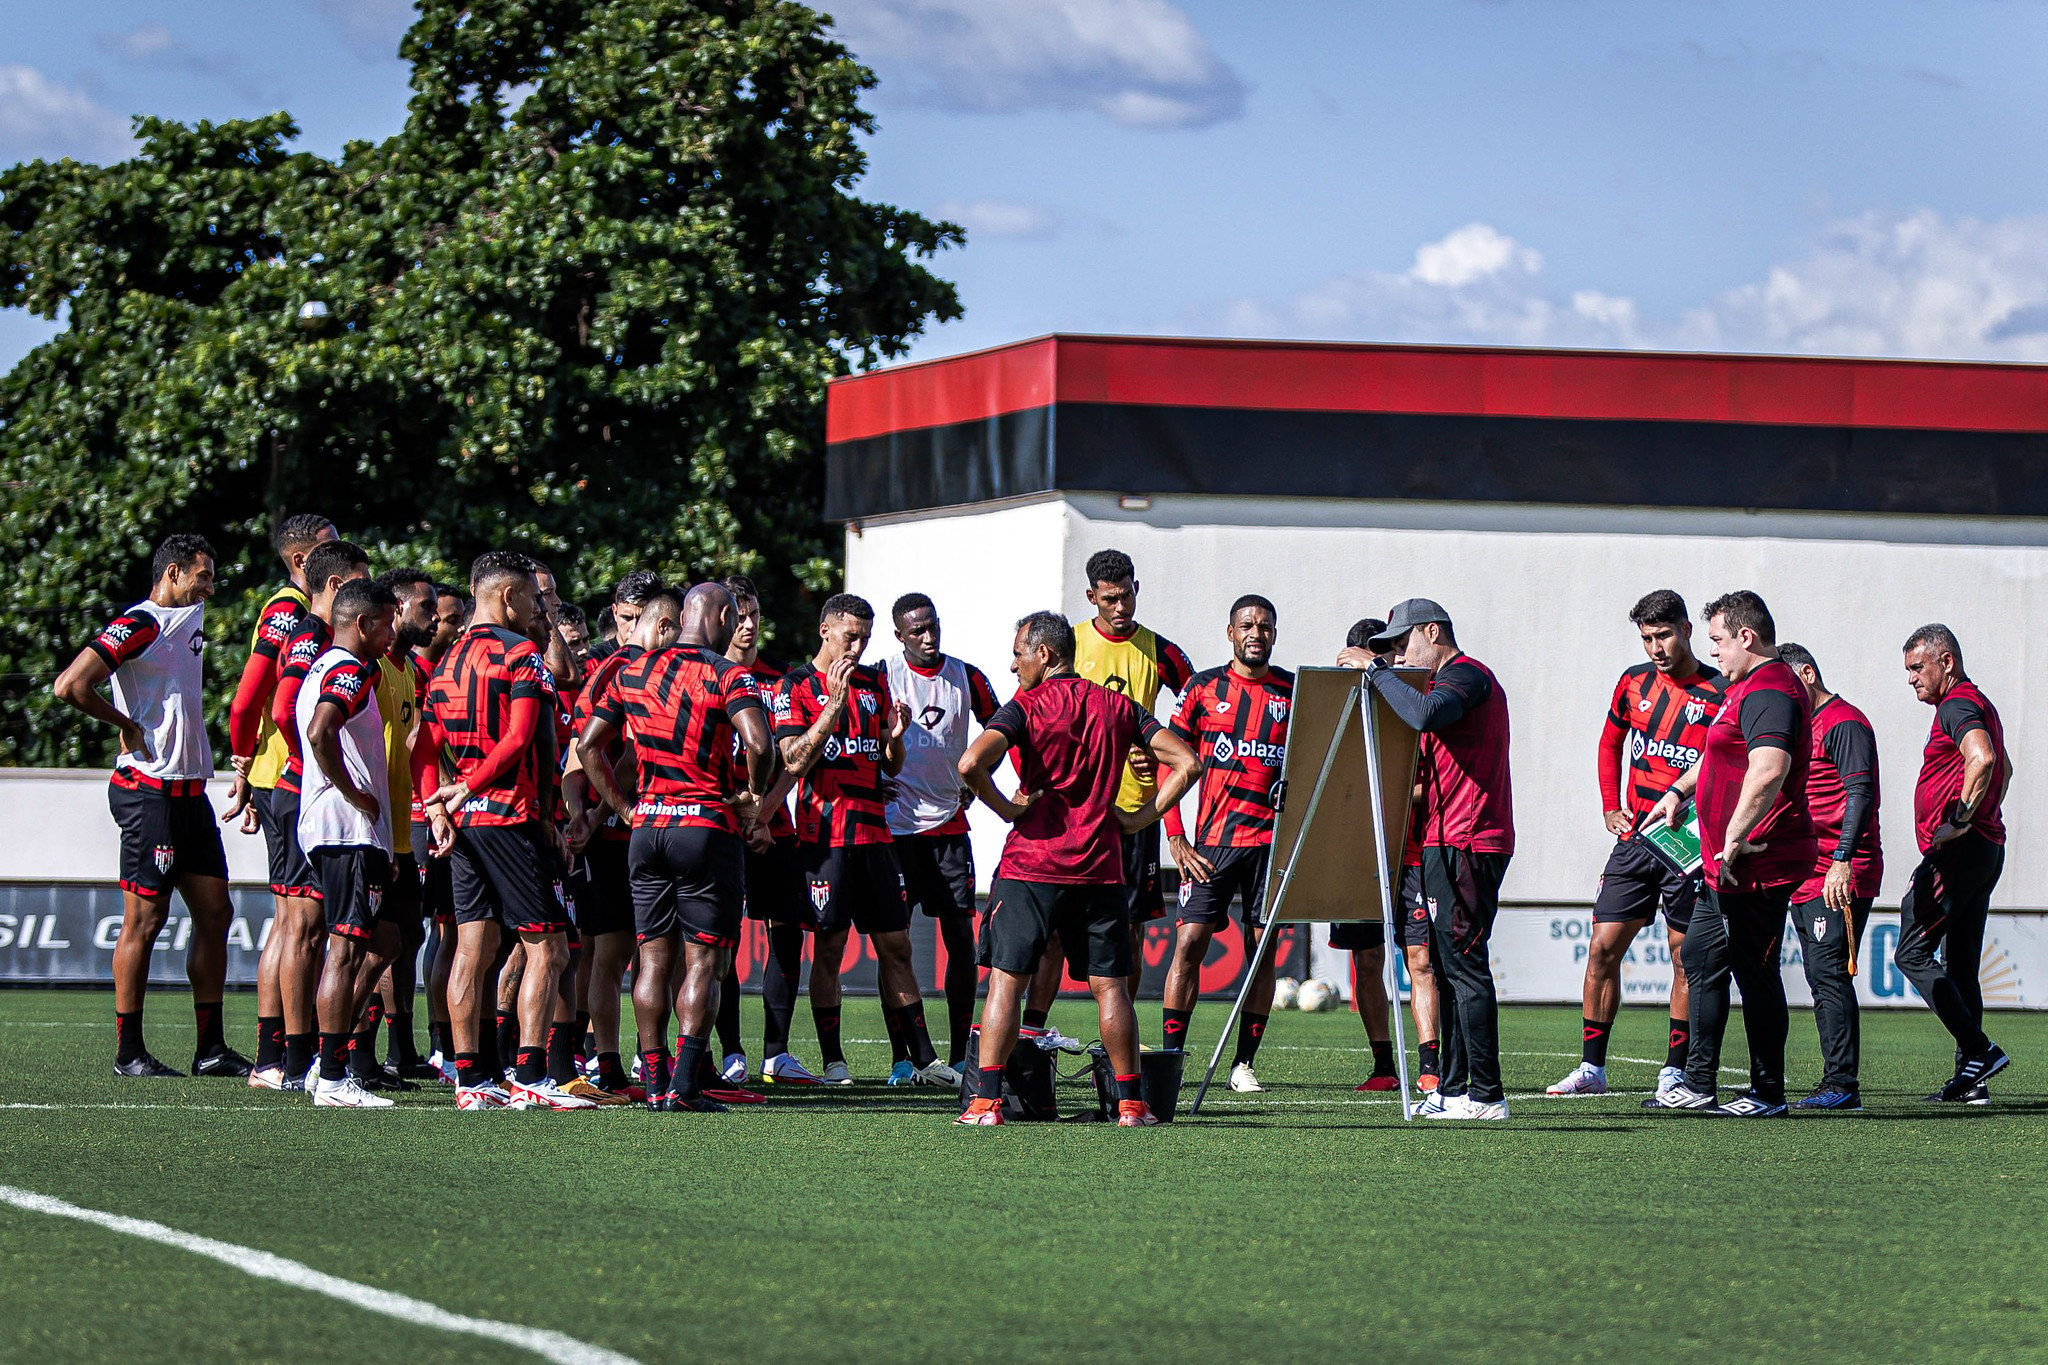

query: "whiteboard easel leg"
xmin=1360 ymin=677 xmax=1416 ymax=1122
xmin=1186 ymin=920 xmax=1283 ymax=1117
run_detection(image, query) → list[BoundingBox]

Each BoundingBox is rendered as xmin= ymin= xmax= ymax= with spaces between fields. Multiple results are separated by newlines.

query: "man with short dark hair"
xmin=885 ymin=591 xmax=1001 ymax=1073
xmin=774 ymin=593 xmax=956 ymax=1086
xmin=416 ymin=583 xmax=465 ymax=1077
xmin=1161 ymin=595 xmax=1292 ymax=1093
xmin=956 ymin=611 xmax=1201 ymax=1127
xmin=1645 ymin=590 xmax=1814 ymax=1118
xmin=1898 ymin=624 xmax=2014 ymax=1103
xmin=1778 ymin=642 xmax=1881 ymax=1111
xmin=425 ymin=585 xmax=464 ymax=666
xmin=1548 ymin=589 xmax=1724 ymax=1099
xmin=55 ymin=535 xmax=246 ymax=1077
xmin=364 ymin=568 xmax=439 ymax=1083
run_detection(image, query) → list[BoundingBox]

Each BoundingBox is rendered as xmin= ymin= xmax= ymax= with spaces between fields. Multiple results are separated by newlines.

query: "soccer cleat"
xmin=352 ymin=1065 xmax=418 ymax=1092
xmin=1427 ymin=1094 xmax=1509 ymax=1120
xmin=955 ymin=1097 xmax=1006 ymax=1126
xmin=1642 ymin=1083 xmax=1716 ymax=1111
xmin=247 ymin=1064 xmax=287 ymax=1091
xmin=1953 ymin=1042 xmax=2011 ymax=1090
xmin=1117 ymin=1099 xmax=1161 ymax=1127
xmin=1706 ymin=1091 xmax=1788 ymax=1118
xmin=312 ymin=1075 xmax=396 ymax=1108
xmin=1925 ymin=1077 xmax=1994 ymax=1104
xmin=1415 ymin=1088 xmax=1447 ymax=1116
xmin=279 ymin=1069 xmax=307 ymax=1093
xmin=1656 ymin=1065 xmax=1688 ymax=1097
xmin=1546 ymin=1062 xmax=1607 ymax=1096
xmin=720 ymin=1053 xmax=749 ymax=1084
xmin=912 ymin=1059 xmax=963 ymax=1088
xmin=455 ymin=1084 xmax=509 ymax=1110
xmin=1416 ymin=1072 xmax=1441 ymax=1094
xmin=1228 ymin=1063 xmax=1265 ymax=1094
xmin=650 ymin=1092 xmax=729 ymax=1114
xmin=699 ymin=1078 xmax=768 ymax=1105
xmin=192 ymin=1047 xmax=254 ymax=1078
xmin=1355 ymin=1075 xmax=1400 ymax=1092
xmin=429 ymin=1050 xmax=459 ymax=1086
xmin=1792 ymin=1086 xmax=1862 ymax=1112
xmin=608 ymin=1083 xmax=650 ymax=1103
xmin=506 ymin=1078 xmax=598 ymax=1111
xmin=887 ymin=1061 xmax=916 ymax=1086
xmin=820 ymin=1061 xmax=854 ymax=1086
xmin=113 ymin=1052 xmax=183 ymax=1078
xmin=761 ymin=1052 xmax=822 ymax=1085
xmin=559 ymin=1076 xmax=630 ymax=1106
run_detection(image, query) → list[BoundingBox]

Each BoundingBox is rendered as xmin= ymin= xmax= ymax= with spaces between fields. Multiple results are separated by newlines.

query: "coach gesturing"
xmin=1644 ymin=592 xmax=1815 ymax=1118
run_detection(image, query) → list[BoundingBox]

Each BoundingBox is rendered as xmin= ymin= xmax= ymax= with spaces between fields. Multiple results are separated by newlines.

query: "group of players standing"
xmin=57 ymin=520 xmax=2014 ymax=1123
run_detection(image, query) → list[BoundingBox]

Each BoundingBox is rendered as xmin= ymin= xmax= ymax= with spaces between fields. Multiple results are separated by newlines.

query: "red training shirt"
xmin=987 ymin=674 xmax=1160 ymax=885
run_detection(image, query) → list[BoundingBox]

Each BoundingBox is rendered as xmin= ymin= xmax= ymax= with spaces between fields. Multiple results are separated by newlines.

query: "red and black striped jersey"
xmin=1165 ymin=666 xmax=1293 ymax=849
xmin=426 ymin=625 xmax=548 ymax=827
xmin=1598 ymin=662 xmax=1727 ymax=826
xmin=573 ymin=647 xmax=638 ymax=843
xmin=591 ymin=645 xmax=761 ymax=833
xmin=738 ymin=656 xmax=796 ymax=839
xmin=774 ymin=661 xmax=895 ymax=847
xmin=273 ymin=616 xmax=334 ymax=796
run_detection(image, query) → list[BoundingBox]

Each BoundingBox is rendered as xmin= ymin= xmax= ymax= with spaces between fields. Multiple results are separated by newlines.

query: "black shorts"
xmin=1594 ymin=836 xmax=1698 ymax=933
xmin=896 ymin=832 xmax=977 ymax=919
xmin=1330 ymin=865 xmax=1431 ymax=951
xmin=253 ymin=785 xmax=319 ymax=899
xmin=108 ymin=775 xmax=228 ymax=898
xmin=630 ymin=825 xmax=745 ymax=947
xmin=570 ymin=838 xmax=633 ymax=937
xmin=1122 ymin=823 xmax=1165 ymax=923
xmin=980 ymin=878 xmax=1132 ymax=980
xmin=1176 ymin=845 xmax=1270 ymax=929
xmin=745 ymin=837 xmax=808 ymax=924
xmin=384 ymin=853 xmax=424 ymax=934
xmin=450 ymin=823 xmax=570 ymax=935
xmin=311 ymin=845 xmax=392 ymax=939
xmin=410 ymin=821 xmax=456 ymax=922
xmin=800 ymin=842 xmax=910 ymax=936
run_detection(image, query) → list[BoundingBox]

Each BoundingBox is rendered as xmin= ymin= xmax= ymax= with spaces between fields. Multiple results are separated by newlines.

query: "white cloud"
xmin=112 ymin=24 xmax=176 ymax=59
xmin=935 ymin=198 xmax=1061 ymax=240
xmin=0 ymin=65 xmax=132 ymax=162
xmin=1209 ymin=211 xmax=2048 ymax=362
xmin=832 ymin=0 xmax=1244 ymax=129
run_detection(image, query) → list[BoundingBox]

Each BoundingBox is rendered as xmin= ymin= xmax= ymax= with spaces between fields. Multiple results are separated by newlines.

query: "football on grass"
xmin=1273 ymin=977 xmax=1301 ymax=1010
xmin=1297 ymin=979 xmax=1338 ymax=1012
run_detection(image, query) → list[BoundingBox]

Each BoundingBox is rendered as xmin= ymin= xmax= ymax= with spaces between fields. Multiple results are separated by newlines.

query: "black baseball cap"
xmin=1367 ymin=599 xmax=1452 ymax=652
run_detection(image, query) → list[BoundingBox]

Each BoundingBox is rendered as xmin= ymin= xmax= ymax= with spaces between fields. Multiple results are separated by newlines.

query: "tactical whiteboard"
xmin=1260 ymin=666 xmax=1427 ymax=923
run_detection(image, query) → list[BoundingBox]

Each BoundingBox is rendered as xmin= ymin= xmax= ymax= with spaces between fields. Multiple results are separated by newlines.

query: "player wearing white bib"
xmin=55 ymin=534 xmax=248 ymax=1078
xmin=885 ymin=593 xmax=1001 ymax=1073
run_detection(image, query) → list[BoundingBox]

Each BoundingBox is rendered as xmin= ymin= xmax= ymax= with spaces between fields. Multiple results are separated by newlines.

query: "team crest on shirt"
xmin=809 ymin=878 xmax=832 ymax=911
xmin=188 ymin=632 xmax=204 ymax=655
xmin=918 ymin=704 xmax=946 ymax=730
xmin=1266 ymin=698 xmax=1289 ymax=722
xmin=152 ymin=845 xmax=175 ymax=875
xmin=858 ymin=692 xmax=877 ymax=715
xmin=1685 ymin=701 xmax=1706 ymax=724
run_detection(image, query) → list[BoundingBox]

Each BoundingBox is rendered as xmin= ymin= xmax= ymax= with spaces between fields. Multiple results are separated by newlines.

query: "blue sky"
xmin=7 ymin=0 xmax=2048 ymax=372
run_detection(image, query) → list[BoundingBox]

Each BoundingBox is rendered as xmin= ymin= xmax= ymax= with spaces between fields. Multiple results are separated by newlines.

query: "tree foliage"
xmin=0 ymin=0 xmax=959 ymax=765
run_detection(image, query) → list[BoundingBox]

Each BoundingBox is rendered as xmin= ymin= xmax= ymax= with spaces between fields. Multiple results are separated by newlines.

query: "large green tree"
xmin=0 ymin=0 xmax=959 ymax=765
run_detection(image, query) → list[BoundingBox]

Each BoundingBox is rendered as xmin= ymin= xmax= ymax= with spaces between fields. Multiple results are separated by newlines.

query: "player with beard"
xmin=776 ymin=594 xmax=957 ymax=1087
xmin=580 ymin=585 xmax=775 ymax=1112
xmin=1548 ymin=591 xmax=1724 ymax=1099
xmin=55 ymin=535 xmax=246 ymax=1077
xmin=884 ymin=592 xmax=1002 ymax=1075
xmin=224 ymin=513 xmax=336 ymax=1082
xmin=1161 ymin=595 xmax=1292 ymax=1093
xmin=256 ymin=539 xmax=372 ymax=1090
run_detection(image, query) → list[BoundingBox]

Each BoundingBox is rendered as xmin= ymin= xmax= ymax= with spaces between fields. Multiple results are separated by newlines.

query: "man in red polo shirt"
xmin=1644 ymin=591 xmax=1815 ymax=1119
xmin=1897 ymin=623 xmax=2014 ymax=1103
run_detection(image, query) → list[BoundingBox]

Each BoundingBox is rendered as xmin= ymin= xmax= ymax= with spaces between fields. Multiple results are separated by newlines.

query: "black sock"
xmin=672 ymin=1034 xmax=707 ymax=1099
xmin=762 ymin=924 xmax=802 ymax=1058
xmin=716 ymin=966 xmax=743 ymax=1057
xmin=347 ymin=1027 xmax=378 ymax=1079
xmin=115 ymin=1010 xmax=145 ymax=1064
xmin=1232 ymin=1011 xmax=1269 ymax=1068
xmin=882 ymin=1004 xmax=910 ymax=1065
xmin=453 ymin=1052 xmax=485 ymax=1088
xmin=358 ymin=1000 xmax=384 ymax=1062
xmin=977 ymin=1065 xmax=1004 ymax=1100
xmin=193 ymin=1000 xmax=226 ymax=1056
xmin=1418 ymin=1038 xmax=1441 ymax=1080
xmin=320 ymin=1031 xmax=350 ymax=1082
xmin=514 ymin=1045 xmax=546 ymax=1086
xmin=284 ymin=1032 xmax=315 ymax=1079
xmin=596 ymin=1051 xmax=629 ymax=1091
xmin=387 ymin=1010 xmax=418 ymax=1066
xmin=942 ymin=921 xmax=977 ymax=1066
xmin=545 ymin=1019 xmax=577 ymax=1084
xmin=1114 ymin=1072 xmax=1142 ymax=1103
xmin=256 ymin=1015 xmax=285 ymax=1068
xmin=887 ymin=1003 xmax=938 ymax=1069
xmin=428 ymin=1020 xmax=453 ymax=1058
xmin=1582 ymin=1016 xmax=1613 ymax=1067
xmin=1022 ymin=1008 xmax=1049 ymax=1030
xmin=814 ymin=1004 xmax=844 ymax=1066
xmin=640 ymin=1046 xmax=672 ymax=1096
xmin=1666 ymin=1018 xmax=1690 ymax=1070
xmin=479 ymin=1018 xmax=503 ymax=1077
xmin=494 ymin=1008 xmax=518 ymax=1066
xmin=1369 ymin=1039 xmax=1397 ymax=1077
xmin=574 ymin=1011 xmax=592 ymax=1061
xmin=1161 ymin=1007 xmax=1193 ymax=1052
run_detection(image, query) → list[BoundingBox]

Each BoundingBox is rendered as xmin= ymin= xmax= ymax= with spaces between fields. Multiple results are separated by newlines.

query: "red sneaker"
xmin=1117 ymin=1100 xmax=1161 ymax=1127
xmin=1355 ymin=1075 xmax=1400 ymax=1092
xmin=700 ymin=1081 xmax=767 ymax=1105
xmin=955 ymin=1097 xmax=1005 ymax=1126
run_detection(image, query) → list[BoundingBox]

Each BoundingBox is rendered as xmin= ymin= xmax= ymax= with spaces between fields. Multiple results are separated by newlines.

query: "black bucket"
xmin=1087 ymin=1044 xmax=1185 ymax=1122
xmin=956 ymin=1026 xmax=1059 ymax=1121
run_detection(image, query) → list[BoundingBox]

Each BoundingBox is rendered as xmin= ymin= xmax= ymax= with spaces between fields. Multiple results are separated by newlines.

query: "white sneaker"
xmin=720 ymin=1053 xmax=749 ymax=1084
xmin=506 ymin=1077 xmax=598 ymax=1110
xmin=1547 ymin=1062 xmax=1607 ymax=1096
xmin=761 ymin=1052 xmax=822 ymax=1085
xmin=1429 ymin=1094 xmax=1509 ymax=1120
xmin=312 ymin=1075 xmax=395 ymax=1108
xmin=428 ymin=1050 xmax=458 ymax=1086
xmin=455 ymin=1083 xmax=509 ymax=1110
xmin=911 ymin=1059 xmax=961 ymax=1087
xmin=1415 ymin=1088 xmax=1446 ymax=1116
xmin=247 ymin=1064 xmax=286 ymax=1091
xmin=1228 ymin=1063 xmax=1265 ymax=1093
xmin=1656 ymin=1065 xmax=1687 ymax=1097
xmin=820 ymin=1061 xmax=854 ymax=1086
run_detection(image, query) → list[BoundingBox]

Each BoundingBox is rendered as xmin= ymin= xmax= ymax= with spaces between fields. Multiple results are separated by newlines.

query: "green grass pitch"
xmin=2 ymin=989 xmax=2044 ymax=1363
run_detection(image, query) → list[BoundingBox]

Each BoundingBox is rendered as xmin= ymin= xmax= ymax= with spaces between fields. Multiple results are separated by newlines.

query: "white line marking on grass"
xmin=0 ymin=1021 xmax=103 ymax=1027
xmin=0 ymin=1183 xmax=641 ymax=1364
